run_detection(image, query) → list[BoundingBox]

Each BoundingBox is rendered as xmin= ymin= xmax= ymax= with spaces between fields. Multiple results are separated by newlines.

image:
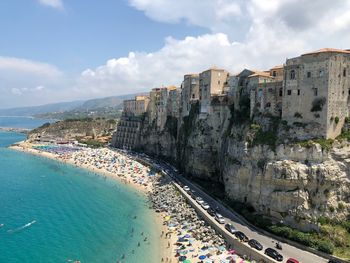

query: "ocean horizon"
xmin=0 ymin=116 xmax=54 ymax=130
xmin=0 ymin=118 xmax=159 ymax=263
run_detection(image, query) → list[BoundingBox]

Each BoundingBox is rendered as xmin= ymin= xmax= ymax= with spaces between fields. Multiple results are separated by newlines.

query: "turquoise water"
xmin=0 ymin=116 xmax=54 ymax=129
xmin=0 ymin=132 xmax=159 ymax=263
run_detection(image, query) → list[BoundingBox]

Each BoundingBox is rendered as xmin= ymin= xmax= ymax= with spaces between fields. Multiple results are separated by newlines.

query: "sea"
xmin=0 ymin=118 xmax=159 ymax=263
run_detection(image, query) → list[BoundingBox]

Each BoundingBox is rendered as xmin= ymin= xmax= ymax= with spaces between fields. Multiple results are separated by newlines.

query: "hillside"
xmin=0 ymin=100 xmax=84 ymax=116
xmin=28 ymin=118 xmax=117 ymax=146
xmin=0 ymin=93 xmax=141 ymax=119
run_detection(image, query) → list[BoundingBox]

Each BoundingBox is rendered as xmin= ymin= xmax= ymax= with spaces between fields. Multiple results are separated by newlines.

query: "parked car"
xmin=196 ymin=197 xmax=204 ymax=204
xmin=183 ymin=185 xmax=190 ymax=191
xmin=248 ymin=239 xmax=263 ymax=250
xmin=201 ymin=202 xmax=210 ymax=210
xmin=225 ymin=223 xmax=236 ymax=234
xmin=234 ymin=231 xmax=249 ymax=242
xmin=207 ymin=208 xmax=216 ymax=217
xmin=286 ymin=259 xmax=299 ymax=263
xmin=264 ymin=248 xmax=283 ymax=262
xmin=215 ymin=214 xmax=225 ymax=224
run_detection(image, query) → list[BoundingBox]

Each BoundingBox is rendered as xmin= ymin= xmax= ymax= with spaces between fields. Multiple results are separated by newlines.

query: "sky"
xmin=1 ymin=0 xmax=350 ymax=108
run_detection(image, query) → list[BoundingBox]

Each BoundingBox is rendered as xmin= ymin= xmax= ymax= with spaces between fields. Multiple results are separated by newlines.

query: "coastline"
xmin=9 ymin=141 xmax=247 ymax=263
xmin=9 ymin=142 xmax=175 ymax=263
xmin=0 ymin=127 xmax=30 ymax=134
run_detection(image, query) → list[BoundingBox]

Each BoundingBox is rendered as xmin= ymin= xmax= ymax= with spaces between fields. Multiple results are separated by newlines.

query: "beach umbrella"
xmin=179 ymin=256 xmax=187 ymax=261
xmin=199 ymin=255 xmax=206 ymax=260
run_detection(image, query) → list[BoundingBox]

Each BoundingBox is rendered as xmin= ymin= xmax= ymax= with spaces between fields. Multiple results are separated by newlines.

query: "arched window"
xmin=290 ymin=70 xmax=296 ymax=80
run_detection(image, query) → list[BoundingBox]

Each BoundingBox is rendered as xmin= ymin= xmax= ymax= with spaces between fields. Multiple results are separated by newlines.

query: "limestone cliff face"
xmin=136 ymin=104 xmax=350 ymax=229
xmin=223 ymin=142 xmax=350 ymax=230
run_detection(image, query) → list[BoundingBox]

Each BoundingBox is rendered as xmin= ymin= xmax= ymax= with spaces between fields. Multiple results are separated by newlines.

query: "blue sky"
xmin=0 ymin=0 xmax=206 ymax=72
xmin=1 ymin=0 xmax=350 ymax=108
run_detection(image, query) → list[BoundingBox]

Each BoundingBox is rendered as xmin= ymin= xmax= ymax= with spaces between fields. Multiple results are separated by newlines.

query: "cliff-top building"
xmin=123 ymin=95 xmax=150 ymax=117
xmin=249 ymin=66 xmax=284 ymax=118
xmin=282 ymin=48 xmax=350 ymax=139
xmin=180 ymin=74 xmax=199 ymax=118
xmin=199 ymin=67 xmax=229 ymax=114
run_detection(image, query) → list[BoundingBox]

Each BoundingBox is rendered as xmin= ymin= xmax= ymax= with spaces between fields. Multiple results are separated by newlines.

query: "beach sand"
xmin=10 ymin=142 xmax=175 ymax=263
xmin=10 ymin=142 xmax=246 ymax=263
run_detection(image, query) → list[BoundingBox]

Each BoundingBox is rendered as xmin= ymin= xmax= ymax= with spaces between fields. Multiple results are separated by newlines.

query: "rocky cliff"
xmin=135 ymin=102 xmax=350 ymax=231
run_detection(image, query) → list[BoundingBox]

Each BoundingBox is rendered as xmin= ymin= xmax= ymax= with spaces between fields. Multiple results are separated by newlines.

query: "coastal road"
xmin=117 ymin=150 xmax=330 ymax=263
xmin=175 ymin=177 xmax=328 ymax=263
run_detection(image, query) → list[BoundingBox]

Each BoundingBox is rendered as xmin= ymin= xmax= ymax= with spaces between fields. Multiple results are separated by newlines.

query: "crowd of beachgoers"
xmin=15 ymin=143 xmax=255 ymax=263
xmin=150 ymin=176 xmax=253 ymax=263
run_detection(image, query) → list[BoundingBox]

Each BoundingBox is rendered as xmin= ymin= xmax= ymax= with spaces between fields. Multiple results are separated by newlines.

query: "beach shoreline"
xmin=10 ymin=141 xmax=249 ymax=263
xmin=9 ymin=142 xmax=175 ymax=263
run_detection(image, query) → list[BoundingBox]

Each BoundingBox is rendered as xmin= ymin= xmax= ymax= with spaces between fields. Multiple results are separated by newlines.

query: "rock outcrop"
xmin=133 ymin=103 xmax=350 ymax=230
xmin=28 ymin=118 xmax=116 ymax=143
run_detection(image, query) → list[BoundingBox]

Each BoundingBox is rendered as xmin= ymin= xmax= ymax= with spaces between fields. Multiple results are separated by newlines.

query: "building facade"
xmin=112 ymin=117 xmax=141 ymax=149
xmin=249 ymin=67 xmax=284 ymax=118
xmin=199 ymin=68 xmax=229 ymax=114
xmin=282 ymin=48 xmax=350 ymax=139
xmin=180 ymin=74 xmax=199 ymax=118
xmin=123 ymin=95 xmax=150 ymax=117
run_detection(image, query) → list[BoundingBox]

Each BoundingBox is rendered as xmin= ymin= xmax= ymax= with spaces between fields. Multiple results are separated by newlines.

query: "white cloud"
xmin=38 ymin=0 xmax=64 ymax=10
xmin=0 ymin=57 xmax=62 ymax=77
xmin=35 ymin=85 xmax=45 ymax=91
xmin=75 ymin=0 xmax=350 ymax=99
xmin=11 ymin=88 xmax=23 ymax=96
xmin=4 ymin=0 xmax=350 ymax=108
xmin=0 ymin=57 xmax=69 ymax=108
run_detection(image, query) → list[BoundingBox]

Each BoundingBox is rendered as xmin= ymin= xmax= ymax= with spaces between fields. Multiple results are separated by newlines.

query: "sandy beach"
xmin=10 ymin=141 xmax=251 ymax=263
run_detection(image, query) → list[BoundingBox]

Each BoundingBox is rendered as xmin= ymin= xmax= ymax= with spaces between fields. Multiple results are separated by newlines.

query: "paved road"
xmin=176 ymin=176 xmax=328 ymax=263
xmin=117 ymin=149 xmax=329 ymax=263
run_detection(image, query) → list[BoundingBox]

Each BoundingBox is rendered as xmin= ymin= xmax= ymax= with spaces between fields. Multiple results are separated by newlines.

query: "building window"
xmin=258 ymin=89 xmax=263 ymax=97
xmin=343 ymin=68 xmax=347 ymax=77
xmin=290 ymin=70 xmax=296 ymax=80
xmin=272 ymin=71 xmax=277 ymax=77
xmin=265 ymin=102 xmax=271 ymax=108
xmin=313 ymin=88 xmax=318 ymax=96
xmin=307 ymin=72 xmax=311 ymax=78
xmin=297 ymin=89 xmax=301 ymax=95
xmin=279 ymin=88 xmax=283 ymax=96
xmin=319 ymin=70 xmax=324 ymax=77
xmin=218 ymin=80 xmax=221 ymax=85
xmin=287 ymin=90 xmax=292 ymax=95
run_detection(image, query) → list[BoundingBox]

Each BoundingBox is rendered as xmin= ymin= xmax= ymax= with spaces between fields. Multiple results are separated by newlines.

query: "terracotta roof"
xmin=233 ymin=68 xmax=258 ymax=77
xmin=248 ymin=72 xmax=273 ymax=78
xmin=270 ymin=65 xmax=283 ymax=69
xmin=184 ymin=73 xmax=199 ymax=77
xmin=302 ymin=48 xmax=350 ymax=56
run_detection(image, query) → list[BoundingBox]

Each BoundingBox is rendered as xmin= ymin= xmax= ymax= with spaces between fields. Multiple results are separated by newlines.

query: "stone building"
xmin=199 ymin=68 xmax=229 ymax=114
xmin=249 ymin=67 xmax=284 ymax=118
xmin=123 ymin=95 xmax=150 ymax=117
xmin=180 ymin=74 xmax=199 ymax=118
xmin=112 ymin=117 xmax=141 ymax=149
xmin=113 ymin=95 xmax=149 ymax=149
xmin=227 ymin=69 xmax=256 ymax=111
xmin=147 ymin=87 xmax=171 ymax=130
xmin=282 ymin=48 xmax=350 ymax=139
xmin=167 ymin=86 xmax=181 ymax=118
